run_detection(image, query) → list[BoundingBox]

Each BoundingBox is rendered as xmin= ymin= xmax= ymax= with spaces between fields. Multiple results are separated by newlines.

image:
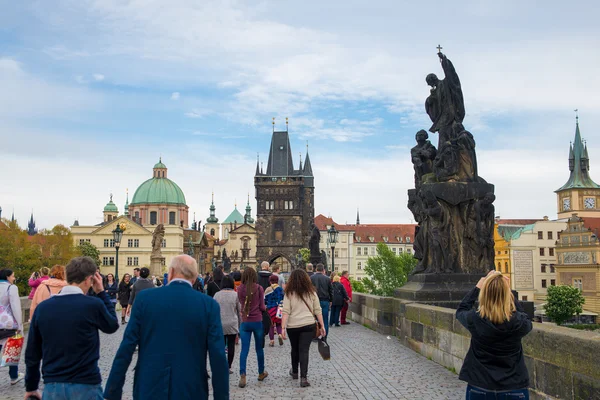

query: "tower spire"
xmin=356 ymin=208 xmax=360 ymax=225
xmin=207 ymin=192 xmax=218 ymax=223
xmin=255 ymin=153 xmax=260 ymax=176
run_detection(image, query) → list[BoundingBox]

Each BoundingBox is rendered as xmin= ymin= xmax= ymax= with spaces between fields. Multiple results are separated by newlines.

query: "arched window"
xmin=225 ymin=228 xmax=229 ymax=239
xmin=210 ymin=228 xmax=215 ymax=236
xmin=497 ymin=262 xmax=501 ymax=271
xmin=274 ymin=220 xmax=284 ymax=241
xmin=504 ymin=262 xmax=508 ymax=273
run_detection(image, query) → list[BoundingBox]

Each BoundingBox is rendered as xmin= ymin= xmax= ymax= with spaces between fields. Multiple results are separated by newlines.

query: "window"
xmin=497 ymin=262 xmax=501 ymax=270
xmin=541 ymin=264 xmax=546 ymax=273
xmin=363 ymin=247 xmax=367 ymax=255
xmin=110 ymin=239 xmax=115 ymax=247
xmin=134 ymin=257 xmax=139 ymax=266
xmin=522 ymin=296 xmax=528 ymax=301
xmin=557 ymin=232 xmax=561 ymax=240
xmin=127 ymin=257 xmax=133 ymax=266
xmin=162 ymin=239 xmax=166 ymax=248
xmin=109 ymin=257 xmax=115 ymax=266
xmin=539 ymin=248 xmax=545 ymax=256
xmin=398 ymin=248 xmax=403 ymax=253
xmin=406 ymin=236 xmax=411 ymax=243
xmin=274 ymin=220 xmax=284 ymax=241
xmin=573 ymin=278 xmax=583 ymax=290
xmin=538 ymin=231 xmax=543 ymax=240
xmin=150 ymin=211 xmax=157 ymax=225
xmin=79 ymin=239 xmax=85 ymax=245
xmin=128 ymin=239 xmax=133 ymax=248
xmin=550 ymin=279 xmax=556 ymax=286
xmin=357 ymin=277 xmax=361 ymax=281
xmin=542 ymin=279 xmax=547 ymax=288
xmin=104 ymin=239 xmax=109 ymax=248
xmin=334 ymin=250 xmax=339 ymax=258
xmin=370 ymin=247 xmax=376 ymax=255
xmin=135 ymin=211 xmax=140 ymax=222
xmin=407 ymin=249 xmax=412 ymax=254
xmin=357 ymin=262 xmax=362 ymax=270
xmin=550 ymin=264 xmax=555 ymax=273
xmin=547 ymin=231 xmax=553 ymax=240
xmin=549 ymin=248 xmax=554 ymax=257
xmin=505 ymin=251 xmax=508 ymax=254
xmin=504 ymin=262 xmax=508 ymax=273
xmin=210 ymin=228 xmax=215 ymax=236
xmin=357 ymin=248 xmax=361 ymax=256
xmin=134 ymin=239 xmax=139 ymax=248
xmin=392 ymin=248 xmax=397 ymax=254
xmin=103 ymin=257 xmax=109 ymax=266
xmin=169 ymin=211 xmax=176 ymax=225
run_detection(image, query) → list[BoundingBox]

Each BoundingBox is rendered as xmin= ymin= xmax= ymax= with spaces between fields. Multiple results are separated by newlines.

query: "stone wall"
xmin=350 ymin=293 xmax=600 ymax=400
xmin=20 ymin=297 xmax=31 ymax=331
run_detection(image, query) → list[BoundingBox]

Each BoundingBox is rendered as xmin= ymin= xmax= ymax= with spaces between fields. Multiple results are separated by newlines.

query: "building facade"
xmin=314 ymin=215 xmax=354 ymax=275
xmin=556 ymin=118 xmax=600 ymax=219
xmin=254 ymin=127 xmax=315 ymax=270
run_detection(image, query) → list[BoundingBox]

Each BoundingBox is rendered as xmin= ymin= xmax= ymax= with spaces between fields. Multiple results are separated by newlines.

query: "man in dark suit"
xmin=103 ymin=255 xmax=229 ymax=400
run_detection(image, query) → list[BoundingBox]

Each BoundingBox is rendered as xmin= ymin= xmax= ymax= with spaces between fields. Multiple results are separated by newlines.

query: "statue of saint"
xmin=425 ymin=52 xmax=465 ymax=147
xmin=309 ymin=223 xmax=321 ymax=258
xmin=451 ymin=122 xmax=478 ymax=181
xmin=476 ymin=193 xmax=496 ymax=269
xmin=422 ymin=190 xmax=452 ymax=273
xmin=411 ymin=130 xmax=437 ymax=187
xmin=434 ymin=141 xmax=460 ymax=182
xmin=151 ymin=224 xmax=165 ymax=258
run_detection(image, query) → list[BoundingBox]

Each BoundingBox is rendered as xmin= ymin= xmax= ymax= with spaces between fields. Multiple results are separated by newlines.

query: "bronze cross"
xmin=437 ymin=44 xmax=443 ymax=53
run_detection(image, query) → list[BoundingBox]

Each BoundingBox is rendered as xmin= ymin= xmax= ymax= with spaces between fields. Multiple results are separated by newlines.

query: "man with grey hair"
xmin=104 ymin=255 xmax=229 ymax=400
xmin=306 ymin=263 xmax=314 ymax=277
xmin=258 ymin=261 xmax=273 ymax=290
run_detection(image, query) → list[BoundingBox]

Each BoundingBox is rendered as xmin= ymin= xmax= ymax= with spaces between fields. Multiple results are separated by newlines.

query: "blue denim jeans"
xmin=466 ymin=384 xmax=529 ymax=399
xmin=42 ymin=383 xmax=103 ymax=400
xmin=0 ymin=344 xmax=18 ymax=380
xmin=319 ymin=300 xmax=330 ymax=337
xmin=239 ymin=321 xmax=264 ymax=375
xmin=330 ymin=305 xmax=342 ymax=326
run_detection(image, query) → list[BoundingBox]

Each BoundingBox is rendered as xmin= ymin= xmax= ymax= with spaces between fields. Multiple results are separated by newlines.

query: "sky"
xmin=1 ymin=0 xmax=599 ymax=230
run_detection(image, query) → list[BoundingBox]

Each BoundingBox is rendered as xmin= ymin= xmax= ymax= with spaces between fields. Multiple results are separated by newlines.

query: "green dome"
xmin=104 ymin=200 xmax=118 ymax=213
xmin=154 ymin=161 xmax=167 ymax=169
xmin=131 ymin=178 xmax=186 ymax=205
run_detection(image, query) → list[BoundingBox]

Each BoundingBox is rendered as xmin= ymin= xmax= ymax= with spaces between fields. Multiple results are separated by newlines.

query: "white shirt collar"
xmin=56 ymin=286 xmax=84 ymax=296
xmin=168 ymin=278 xmax=193 ymax=287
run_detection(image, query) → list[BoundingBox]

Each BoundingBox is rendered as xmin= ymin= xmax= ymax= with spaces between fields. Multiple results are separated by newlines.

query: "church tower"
xmin=27 ymin=212 xmax=38 ymax=236
xmin=556 ymin=116 xmax=600 ymax=218
xmin=205 ymin=193 xmax=220 ymax=238
xmin=255 ymin=121 xmax=315 ymax=270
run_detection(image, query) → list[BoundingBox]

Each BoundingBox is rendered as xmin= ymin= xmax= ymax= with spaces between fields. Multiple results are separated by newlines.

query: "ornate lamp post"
xmin=112 ymin=224 xmax=124 ymax=280
xmin=327 ymin=224 xmax=339 ymax=273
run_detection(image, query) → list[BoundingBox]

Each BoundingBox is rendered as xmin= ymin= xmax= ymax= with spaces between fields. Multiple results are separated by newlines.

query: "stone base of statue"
xmin=310 ymin=255 xmax=323 ymax=267
xmin=395 ymin=273 xmax=485 ymax=308
xmin=150 ymin=256 xmax=165 ymax=278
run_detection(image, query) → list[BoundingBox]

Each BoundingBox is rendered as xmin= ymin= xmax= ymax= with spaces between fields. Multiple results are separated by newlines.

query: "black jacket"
xmin=258 ymin=271 xmax=272 ymax=290
xmin=117 ymin=281 xmax=131 ymax=305
xmin=206 ymin=280 xmax=221 ymax=298
xmin=332 ymin=282 xmax=349 ymax=306
xmin=456 ymin=287 xmax=532 ymax=391
xmin=310 ymin=273 xmax=333 ymax=302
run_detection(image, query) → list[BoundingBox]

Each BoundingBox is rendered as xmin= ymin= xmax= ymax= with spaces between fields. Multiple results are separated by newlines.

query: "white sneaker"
xmin=10 ymin=372 xmax=24 ymax=385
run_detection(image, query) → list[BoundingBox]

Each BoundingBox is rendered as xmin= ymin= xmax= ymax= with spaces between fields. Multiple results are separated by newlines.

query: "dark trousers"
xmin=287 ymin=324 xmax=315 ymax=378
xmin=224 ymin=334 xmax=236 ymax=368
xmin=330 ymin=305 xmax=342 ymax=326
xmin=341 ymin=302 xmax=349 ymax=323
xmin=466 ymin=384 xmax=529 ymax=399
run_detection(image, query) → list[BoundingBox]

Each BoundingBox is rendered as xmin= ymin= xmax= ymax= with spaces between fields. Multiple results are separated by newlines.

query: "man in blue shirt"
xmin=104 ymin=255 xmax=229 ymax=400
xmin=25 ymin=256 xmax=119 ymax=400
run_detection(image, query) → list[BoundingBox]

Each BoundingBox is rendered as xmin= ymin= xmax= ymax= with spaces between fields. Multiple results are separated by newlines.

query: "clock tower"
xmin=556 ymin=116 xmax=600 ymax=218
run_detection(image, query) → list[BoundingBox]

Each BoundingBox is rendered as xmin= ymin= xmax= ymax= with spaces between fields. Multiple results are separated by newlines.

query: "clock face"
xmin=563 ymin=198 xmax=571 ymax=211
xmin=584 ymin=197 xmax=596 ymax=209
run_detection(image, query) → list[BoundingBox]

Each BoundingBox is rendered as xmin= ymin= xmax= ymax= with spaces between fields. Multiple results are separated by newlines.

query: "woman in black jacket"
xmin=456 ymin=270 xmax=532 ymax=399
xmin=330 ymin=276 xmax=349 ymax=327
xmin=117 ymin=274 xmax=132 ymax=324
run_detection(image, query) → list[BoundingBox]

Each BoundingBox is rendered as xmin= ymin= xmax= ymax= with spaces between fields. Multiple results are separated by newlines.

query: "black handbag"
xmin=318 ymin=338 xmax=331 ymax=360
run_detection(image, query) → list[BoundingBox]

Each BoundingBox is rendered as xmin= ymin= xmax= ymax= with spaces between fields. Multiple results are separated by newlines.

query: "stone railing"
xmin=350 ymin=293 xmax=600 ymax=400
xmin=20 ymin=296 xmax=31 ymax=331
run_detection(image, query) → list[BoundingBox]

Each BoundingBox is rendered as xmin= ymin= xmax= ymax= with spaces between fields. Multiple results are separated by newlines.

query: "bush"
xmin=567 ymin=323 xmax=600 ymax=331
xmin=349 ymin=277 xmax=366 ymax=293
xmin=544 ymin=285 xmax=585 ymax=326
xmin=362 ymin=243 xmax=416 ymax=296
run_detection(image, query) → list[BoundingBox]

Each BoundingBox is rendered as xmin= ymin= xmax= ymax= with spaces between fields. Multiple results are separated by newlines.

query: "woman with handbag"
xmin=264 ymin=274 xmax=285 ymax=347
xmin=281 ymin=269 xmax=326 ymax=388
xmin=330 ymin=275 xmax=349 ymax=327
xmin=237 ymin=267 xmax=268 ymax=388
xmin=0 ymin=269 xmax=24 ymax=384
xmin=117 ymin=274 xmax=132 ymax=324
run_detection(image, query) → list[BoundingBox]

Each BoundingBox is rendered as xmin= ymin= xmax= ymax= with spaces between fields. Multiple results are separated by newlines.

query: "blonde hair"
xmin=333 ymin=275 xmax=341 ymax=283
xmin=40 ymin=267 xmax=50 ymax=276
xmin=478 ymin=273 xmax=515 ymax=324
xmin=50 ymin=265 xmax=66 ymax=280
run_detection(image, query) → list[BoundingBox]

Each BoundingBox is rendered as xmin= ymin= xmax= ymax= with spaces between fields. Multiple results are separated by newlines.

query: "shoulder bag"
xmin=0 ymin=285 xmax=18 ymax=335
xmin=300 ymin=294 xmax=322 ymax=339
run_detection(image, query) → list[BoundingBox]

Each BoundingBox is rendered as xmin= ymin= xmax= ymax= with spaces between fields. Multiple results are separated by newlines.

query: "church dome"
xmin=130 ymin=160 xmax=187 ymax=206
xmin=104 ymin=197 xmax=118 ymax=212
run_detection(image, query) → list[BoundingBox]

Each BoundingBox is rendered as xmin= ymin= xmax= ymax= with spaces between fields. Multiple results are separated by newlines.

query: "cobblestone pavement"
xmin=1 ymin=321 xmax=466 ymax=399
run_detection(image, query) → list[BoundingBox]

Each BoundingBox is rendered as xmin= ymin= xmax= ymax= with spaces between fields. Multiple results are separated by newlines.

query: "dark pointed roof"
xmin=303 ymin=152 xmax=313 ymax=176
xmin=556 ymin=119 xmax=599 ymax=192
xmin=266 ymin=131 xmax=295 ymax=176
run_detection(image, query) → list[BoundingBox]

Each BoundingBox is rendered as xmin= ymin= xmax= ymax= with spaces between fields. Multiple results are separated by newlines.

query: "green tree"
xmin=0 ymin=220 xmax=43 ymax=296
xmin=298 ymin=248 xmax=310 ymax=264
xmin=349 ymin=276 xmax=366 ymax=293
xmin=544 ymin=285 xmax=585 ymax=325
xmin=362 ymin=243 xmax=416 ymax=296
xmin=77 ymin=242 xmax=101 ymax=266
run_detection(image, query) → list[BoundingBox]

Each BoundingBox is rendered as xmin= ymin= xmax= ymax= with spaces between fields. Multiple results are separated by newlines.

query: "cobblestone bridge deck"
xmin=1 ymin=321 xmax=466 ymax=399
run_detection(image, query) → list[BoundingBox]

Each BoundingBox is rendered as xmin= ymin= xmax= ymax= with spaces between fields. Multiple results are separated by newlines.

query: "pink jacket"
xmin=28 ymin=276 xmax=50 ymax=299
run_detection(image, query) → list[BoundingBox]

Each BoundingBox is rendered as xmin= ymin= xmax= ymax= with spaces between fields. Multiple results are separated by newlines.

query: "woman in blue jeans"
xmin=0 ymin=269 xmax=24 ymax=385
xmin=236 ymin=267 xmax=267 ymax=388
xmin=456 ymin=270 xmax=532 ymax=399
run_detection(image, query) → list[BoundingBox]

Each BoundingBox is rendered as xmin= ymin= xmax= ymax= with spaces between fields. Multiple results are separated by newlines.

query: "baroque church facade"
xmin=254 ymin=125 xmax=315 ymax=271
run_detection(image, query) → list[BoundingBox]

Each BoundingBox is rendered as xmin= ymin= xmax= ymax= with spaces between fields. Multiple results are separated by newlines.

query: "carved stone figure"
xmin=151 ymin=224 xmax=165 ymax=258
xmin=411 ymin=130 xmax=437 ymax=187
xmin=434 ymin=141 xmax=459 ymax=182
xmin=422 ymin=190 xmax=452 ymax=273
xmin=476 ymin=193 xmax=496 ymax=268
xmin=309 ymin=223 xmax=321 ymax=259
xmin=425 ymin=52 xmax=465 ymax=147
xmin=451 ymin=122 xmax=478 ymax=181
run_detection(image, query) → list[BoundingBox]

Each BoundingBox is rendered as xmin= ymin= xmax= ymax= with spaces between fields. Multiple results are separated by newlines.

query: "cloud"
xmin=171 ymin=92 xmax=180 ymax=100
xmin=93 ymin=73 xmax=105 ymax=81
xmin=185 ymin=109 xmax=213 ymax=118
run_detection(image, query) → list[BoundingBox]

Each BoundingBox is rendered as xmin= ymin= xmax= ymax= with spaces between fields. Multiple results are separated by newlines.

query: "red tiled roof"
xmin=314 ymin=214 xmax=355 ymax=231
xmin=353 ymin=224 xmax=416 ymax=244
xmin=583 ymin=217 xmax=600 ymax=234
xmin=496 ymin=219 xmax=542 ymax=226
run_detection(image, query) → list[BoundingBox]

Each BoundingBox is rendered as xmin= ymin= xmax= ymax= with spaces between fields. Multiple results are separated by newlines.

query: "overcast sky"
xmin=1 ymin=0 xmax=599 ymax=229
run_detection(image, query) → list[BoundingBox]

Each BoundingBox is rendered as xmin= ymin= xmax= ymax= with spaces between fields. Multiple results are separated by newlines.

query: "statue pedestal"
xmin=150 ymin=256 xmax=165 ymax=278
xmin=395 ymin=273 xmax=485 ymax=309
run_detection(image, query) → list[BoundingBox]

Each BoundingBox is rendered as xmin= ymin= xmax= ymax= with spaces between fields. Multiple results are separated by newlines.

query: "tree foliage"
xmin=0 ymin=221 xmax=77 ymax=296
xmin=544 ymin=285 xmax=585 ymax=326
xmin=77 ymin=242 xmax=101 ymax=266
xmin=349 ymin=276 xmax=366 ymax=293
xmin=298 ymin=248 xmax=310 ymax=263
xmin=363 ymin=243 xmax=416 ymax=296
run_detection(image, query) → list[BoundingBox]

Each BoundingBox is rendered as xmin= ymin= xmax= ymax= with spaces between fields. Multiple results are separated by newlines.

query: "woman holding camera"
xmin=28 ymin=267 xmax=50 ymax=300
xmin=456 ymin=270 xmax=532 ymax=399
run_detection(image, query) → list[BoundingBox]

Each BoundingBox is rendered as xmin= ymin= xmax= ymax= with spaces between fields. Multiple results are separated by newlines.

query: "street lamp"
xmin=327 ymin=224 xmax=339 ymax=273
xmin=112 ymin=224 xmax=124 ymax=280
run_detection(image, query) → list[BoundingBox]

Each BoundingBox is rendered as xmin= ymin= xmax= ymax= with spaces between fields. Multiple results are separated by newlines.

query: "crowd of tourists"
xmin=0 ymin=254 xmax=532 ymax=399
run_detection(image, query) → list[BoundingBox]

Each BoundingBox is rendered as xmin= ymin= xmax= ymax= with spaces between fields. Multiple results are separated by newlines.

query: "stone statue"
xmin=422 ymin=190 xmax=452 ymax=273
xmin=451 ymin=122 xmax=477 ymax=181
xmin=476 ymin=193 xmax=496 ymax=268
xmin=309 ymin=223 xmax=321 ymax=260
xmin=434 ymin=141 xmax=459 ymax=182
xmin=187 ymin=234 xmax=194 ymax=257
xmin=320 ymin=250 xmax=328 ymax=270
xmin=211 ymin=257 xmax=216 ymax=270
xmin=425 ymin=51 xmax=465 ymax=147
xmin=151 ymin=224 xmax=165 ymax=257
xmin=411 ymin=130 xmax=437 ymax=187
